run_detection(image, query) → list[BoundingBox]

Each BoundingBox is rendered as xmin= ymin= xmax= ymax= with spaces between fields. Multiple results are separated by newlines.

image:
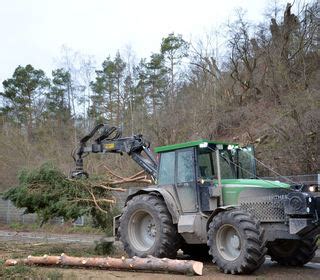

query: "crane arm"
xmin=71 ymin=124 xmax=158 ymax=179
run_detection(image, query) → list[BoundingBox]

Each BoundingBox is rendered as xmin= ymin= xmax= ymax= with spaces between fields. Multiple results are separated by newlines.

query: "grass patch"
xmin=8 ymin=222 xmax=38 ymax=232
xmin=0 ymin=264 xmax=36 ymax=280
xmin=94 ymin=240 xmax=115 ymax=255
xmin=25 ymin=243 xmax=99 ymax=257
xmin=0 ymin=264 xmax=65 ymax=280
xmin=45 ymin=270 xmax=63 ymax=280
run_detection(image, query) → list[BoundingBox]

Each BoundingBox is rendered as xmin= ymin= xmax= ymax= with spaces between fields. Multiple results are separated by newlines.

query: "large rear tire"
xmin=208 ymin=209 xmax=266 ymax=274
xmin=267 ymin=238 xmax=317 ymax=266
xmin=119 ymin=194 xmax=180 ymax=258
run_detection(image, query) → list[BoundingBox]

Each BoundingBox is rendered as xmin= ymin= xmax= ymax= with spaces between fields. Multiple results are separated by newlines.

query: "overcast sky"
xmin=0 ymin=0 xmax=292 ymax=85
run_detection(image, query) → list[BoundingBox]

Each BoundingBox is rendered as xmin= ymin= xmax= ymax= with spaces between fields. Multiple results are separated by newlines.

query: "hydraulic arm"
xmin=71 ymin=124 xmax=158 ymax=179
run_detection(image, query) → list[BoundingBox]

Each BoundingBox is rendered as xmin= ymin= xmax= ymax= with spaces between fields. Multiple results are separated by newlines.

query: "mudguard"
xmin=206 ymin=205 xmax=237 ymax=230
xmin=124 ymin=187 xmax=180 ymax=223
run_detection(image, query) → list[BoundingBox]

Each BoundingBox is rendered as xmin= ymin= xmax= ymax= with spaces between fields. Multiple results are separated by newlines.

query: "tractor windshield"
xmin=220 ymin=145 xmax=256 ymax=179
xmin=198 ymin=145 xmax=256 ymax=180
xmin=234 ymin=146 xmax=256 ymax=178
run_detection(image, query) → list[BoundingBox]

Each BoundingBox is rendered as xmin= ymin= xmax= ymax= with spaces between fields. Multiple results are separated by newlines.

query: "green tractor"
xmin=73 ymin=125 xmax=320 ymax=274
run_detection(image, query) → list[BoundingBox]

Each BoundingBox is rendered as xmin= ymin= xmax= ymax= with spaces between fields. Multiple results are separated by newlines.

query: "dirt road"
xmin=1 ymin=229 xmax=319 ymax=279
xmin=27 ymin=260 xmax=320 ymax=280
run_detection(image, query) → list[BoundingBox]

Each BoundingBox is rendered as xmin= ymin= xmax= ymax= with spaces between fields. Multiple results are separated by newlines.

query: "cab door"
xmin=175 ymin=148 xmax=198 ymax=212
xmin=197 ymin=148 xmax=216 ymax=211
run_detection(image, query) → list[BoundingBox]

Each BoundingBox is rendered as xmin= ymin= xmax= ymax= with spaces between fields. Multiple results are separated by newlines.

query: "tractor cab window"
xmin=220 ymin=145 xmax=256 ymax=179
xmin=177 ymin=150 xmax=195 ymax=183
xmin=176 ymin=148 xmax=197 ymax=212
xmin=236 ymin=146 xmax=256 ymax=178
xmin=198 ymin=150 xmax=215 ymax=179
xmin=197 ymin=143 xmax=256 ymax=180
xmin=158 ymin=151 xmax=175 ymax=185
xmin=218 ymin=150 xmax=236 ymax=179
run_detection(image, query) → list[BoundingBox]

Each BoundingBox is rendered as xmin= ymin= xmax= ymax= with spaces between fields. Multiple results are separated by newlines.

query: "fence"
xmin=0 ymin=198 xmax=37 ymax=225
xmin=0 ymin=197 xmax=101 ymax=226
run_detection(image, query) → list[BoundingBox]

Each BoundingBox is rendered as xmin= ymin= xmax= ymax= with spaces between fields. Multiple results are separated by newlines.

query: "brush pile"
xmin=3 ymin=163 xmax=123 ymax=227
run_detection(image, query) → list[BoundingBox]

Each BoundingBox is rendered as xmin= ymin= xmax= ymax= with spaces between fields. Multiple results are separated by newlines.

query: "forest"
xmin=0 ymin=2 xmax=319 ymax=191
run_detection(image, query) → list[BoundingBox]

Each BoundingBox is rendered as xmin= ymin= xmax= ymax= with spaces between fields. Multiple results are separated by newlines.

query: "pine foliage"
xmin=3 ymin=163 xmax=115 ymax=228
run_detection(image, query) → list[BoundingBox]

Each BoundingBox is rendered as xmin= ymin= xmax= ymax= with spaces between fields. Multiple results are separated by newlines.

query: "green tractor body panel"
xmin=221 ymin=179 xmax=290 ymax=205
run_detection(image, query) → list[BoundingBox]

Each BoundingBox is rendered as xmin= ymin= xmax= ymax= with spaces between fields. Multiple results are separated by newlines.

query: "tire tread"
xmin=118 ymin=194 xmax=180 ymax=258
xmin=207 ymin=209 xmax=266 ymax=274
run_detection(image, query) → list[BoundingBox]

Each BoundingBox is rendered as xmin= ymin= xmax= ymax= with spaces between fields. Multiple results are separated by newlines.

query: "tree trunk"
xmin=5 ymin=254 xmax=203 ymax=276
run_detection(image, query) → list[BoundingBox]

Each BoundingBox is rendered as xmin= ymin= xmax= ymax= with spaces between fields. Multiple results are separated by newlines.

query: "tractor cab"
xmin=154 ymin=140 xmax=256 ymax=213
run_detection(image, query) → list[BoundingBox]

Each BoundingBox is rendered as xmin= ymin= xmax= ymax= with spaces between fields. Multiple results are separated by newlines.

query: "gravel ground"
xmin=0 ymin=229 xmax=319 ymax=279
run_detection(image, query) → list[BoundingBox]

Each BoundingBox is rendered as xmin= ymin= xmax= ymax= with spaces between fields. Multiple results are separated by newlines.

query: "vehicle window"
xmin=158 ymin=152 xmax=175 ymax=185
xmin=238 ymin=146 xmax=255 ymax=178
xmin=215 ymin=150 xmax=236 ymax=179
xmin=198 ymin=152 xmax=214 ymax=179
xmin=177 ymin=150 xmax=194 ymax=183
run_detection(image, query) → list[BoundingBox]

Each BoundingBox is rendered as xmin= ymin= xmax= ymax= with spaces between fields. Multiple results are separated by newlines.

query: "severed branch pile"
xmin=5 ymin=254 xmax=203 ymax=276
xmin=104 ymin=165 xmax=152 ymax=185
xmin=3 ymin=163 xmax=150 ymax=228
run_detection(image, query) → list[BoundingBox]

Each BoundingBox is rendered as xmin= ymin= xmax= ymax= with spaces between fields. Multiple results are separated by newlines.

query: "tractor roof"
xmin=154 ymin=139 xmax=238 ymax=153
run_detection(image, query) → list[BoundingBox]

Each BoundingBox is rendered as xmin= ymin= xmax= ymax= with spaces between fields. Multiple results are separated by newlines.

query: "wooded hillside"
xmin=1 ymin=2 xmax=319 ymax=191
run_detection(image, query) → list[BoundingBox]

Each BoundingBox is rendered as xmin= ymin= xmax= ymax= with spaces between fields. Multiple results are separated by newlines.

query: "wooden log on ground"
xmin=5 ymin=254 xmax=203 ymax=276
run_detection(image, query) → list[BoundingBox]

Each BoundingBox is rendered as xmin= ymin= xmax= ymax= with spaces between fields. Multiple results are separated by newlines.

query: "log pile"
xmin=5 ymin=254 xmax=203 ymax=276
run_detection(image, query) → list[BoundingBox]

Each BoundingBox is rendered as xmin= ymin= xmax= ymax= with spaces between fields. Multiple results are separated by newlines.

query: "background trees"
xmin=0 ymin=65 xmax=50 ymax=140
xmin=160 ymin=33 xmax=189 ymax=100
xmin=0 ymin=1 xmax=319 ymax=191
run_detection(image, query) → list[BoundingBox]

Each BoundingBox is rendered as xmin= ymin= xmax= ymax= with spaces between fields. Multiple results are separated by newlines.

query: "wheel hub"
xmin=216 ymin=224 xmax=242 ymax=261
xmin=128 ymin=210 xmax=157 ymax=251
xmin=147 ymin=223 xmax=156 ymax=237
xmin=231 ymin=234 xmax=240 ymax=249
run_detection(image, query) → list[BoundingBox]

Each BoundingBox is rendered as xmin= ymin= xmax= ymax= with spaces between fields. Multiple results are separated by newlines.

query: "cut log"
xmin=5 ymin=254 xmax=203 ymax=276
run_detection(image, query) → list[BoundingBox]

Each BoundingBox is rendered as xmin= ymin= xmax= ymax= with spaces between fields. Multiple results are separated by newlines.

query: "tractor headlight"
xmin=308 ymin=185 xmax=318 ymax=192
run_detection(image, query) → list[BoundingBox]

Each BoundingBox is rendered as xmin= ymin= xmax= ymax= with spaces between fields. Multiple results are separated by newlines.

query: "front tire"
xmin=119 ymin=194 xmax=180 ymax=258
xmin=267 ymin=238 xmax=317 ymax=266
xmin=208 ymin=209 xmax=266 ymax=274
